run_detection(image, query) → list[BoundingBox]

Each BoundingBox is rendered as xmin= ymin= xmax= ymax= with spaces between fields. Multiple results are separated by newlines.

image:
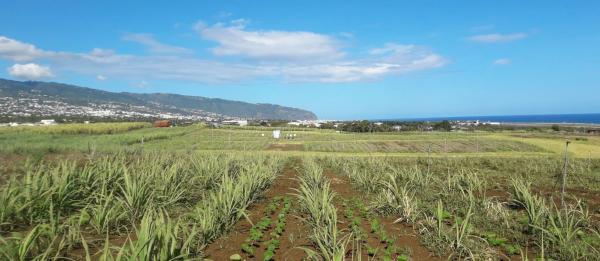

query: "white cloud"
xmin=134 ymin=80 xmax=149 ymax=88
xmin=282 ymin=44 xmax=446 ymax=83
xmin=468 ymin=33 xmax=527 ymax=43
xmin=8 ymin=63 xmax=53 ymax=79
xmin=286 ymin=43 xmax=447 ymax=82
xmin=96 ymin=74 xmax=107 ymax=80
xmin=493 ymin=58 xmax=511 ymax=65
xmin=0 ymin=32 xmax=446 ymax=84
xmin=0 ymin=36 xmax=47 ymax=62
xmin=281 ymin=63 xmax=398 ymax=83
xmin=123 ymin=33 xmax=193 ymax=54
xmin=196 ymin=21 xmax=344 ymax=61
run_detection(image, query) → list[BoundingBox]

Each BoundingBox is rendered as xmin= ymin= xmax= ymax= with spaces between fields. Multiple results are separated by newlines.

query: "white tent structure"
xmin=272 ymin=130 xmax=281 ymax=139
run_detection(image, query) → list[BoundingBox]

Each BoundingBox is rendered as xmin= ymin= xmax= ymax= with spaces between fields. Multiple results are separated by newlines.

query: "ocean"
xmin=391 ymin=113 xmax=600 ymax=125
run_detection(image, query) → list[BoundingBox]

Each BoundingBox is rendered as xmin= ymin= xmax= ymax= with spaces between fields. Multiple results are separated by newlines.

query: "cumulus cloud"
xmin=468 ymin=33 xmax=527 ymax=43
xmin=493 ymin=58 xmax=511 ymax=65
xmin=282 ymin=44 xmax=446 ymax=83
xmin=8 ymin=63 xmax=53 ymax=79
xmin=196 ymin=21 xmax=344 ymax=61
xmin=0 ymin=36 xmax=47 ymax=62
xmin=123 ymin=33 xmax=193 ymax=54
xmin=0 ymin=29 xmax=446 ymax=84
xmin=134 ymin=80 xmax=149 ymax=88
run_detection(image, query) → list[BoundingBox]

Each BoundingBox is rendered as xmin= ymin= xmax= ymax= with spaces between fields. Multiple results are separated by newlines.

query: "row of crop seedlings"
xmin=331 ymin=156 xmax=518 ymax=259
xmin=294 ymin=159 xmax=347 ymax=260
xmin=240 ymin=196 xmax=292 ymax=260
xmin=326 ymin=156 xmax=600 ymax=260
xmin=341 ymin=198 xmax=410 ymax=261
xmin=0 ymin=152 xmax=284 ymax=260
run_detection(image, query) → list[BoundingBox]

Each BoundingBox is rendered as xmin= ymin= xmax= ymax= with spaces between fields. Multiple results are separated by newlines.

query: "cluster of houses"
xmin=287 ymin=120 xmax=335 ymax=128
xmin=455 ymin=120 xmax=501 ymax=127
xmin=0 ymin=119 xmax=58 ymax=127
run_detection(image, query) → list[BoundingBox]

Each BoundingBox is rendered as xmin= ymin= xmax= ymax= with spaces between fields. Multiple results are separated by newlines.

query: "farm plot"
xmin=142 ymin=128 xmax=274 ymax=151
xmin=3 ymin=124 xmax=600 ymax=260
xmin=205 ymin=160 xmax=312 ymax=260
xmin=0 ymin=152 xmax=285 ymax=260
xmin=0 ymin=123 xmax=192 ymax=155
xmin=322 ymin=156 xmax=600 ymax=260
xmin=205 ymin=158 xmax=443 ymax=260
xmin=304 ymin=139 xmax=546 ymax=154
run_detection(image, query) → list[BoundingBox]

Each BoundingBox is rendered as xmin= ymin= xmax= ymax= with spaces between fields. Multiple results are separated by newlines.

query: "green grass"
xmin=4 ymin=124 xmax=600 ymax=158
xmin=323 ymin=155 xmax=600 ymax=259
xmin=2 ymin=123 xmax=600 ymax=259
xmin=0 ymin=151 xmax=284 ymax=259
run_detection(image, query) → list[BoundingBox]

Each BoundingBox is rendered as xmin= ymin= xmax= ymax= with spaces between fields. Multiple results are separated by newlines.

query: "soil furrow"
xmin=324 ymin=169 xmax=444 ymax=261
xmin=205 ymin=159 xmax=311 ymax=260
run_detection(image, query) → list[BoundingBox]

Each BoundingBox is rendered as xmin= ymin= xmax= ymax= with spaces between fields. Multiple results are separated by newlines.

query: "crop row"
xmin=294 ymin=159 xmax=347 ymax=260
xmin=0 ymin=152 xmax=284 ymax=260
xmin=239 ymin=196 xmax=292 ymax=260
xmin=341 ymin=198 xmax=410 ymax=261
xmin=324 ymin=156 xmax=600 ymax=260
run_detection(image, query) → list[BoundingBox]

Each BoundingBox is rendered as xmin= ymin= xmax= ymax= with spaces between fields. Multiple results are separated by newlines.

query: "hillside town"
xmin=0 ymin=95 xmax=232 ymax=123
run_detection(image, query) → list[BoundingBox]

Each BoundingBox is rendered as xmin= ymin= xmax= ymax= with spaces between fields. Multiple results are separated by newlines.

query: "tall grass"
xmin=510 ymin=179 xmax=548 ymax=229
xmin=295 ymin=159 xmax=348 ymax=260
xmin=189 ymin=155 xmax=282 ymax=246
xmin=0 ymin=122 xmax=151 ymax=135
xmin=372 ymin=173 xmax=418 ymax=223
xmin=115 ymin=209 xmax=200 ymax=260
xmin=0 ymin=151 xmax=284 ymax=259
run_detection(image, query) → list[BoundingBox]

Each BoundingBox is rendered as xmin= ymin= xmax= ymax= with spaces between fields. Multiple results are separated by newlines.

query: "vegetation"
xmin=327 ymin=156 xmax=600 ymax=260
xmin=294 ymin=159 xmax=347 ymax=260
xmin=0 ymin=122 xmax=150 ymax=135
xmin=0 ymin=151 xmax=283 ymax=259
xmin=0 ymin=78 xmax=317 ymax=121
xmin=1 ymin=123 xmax=600 ymax=259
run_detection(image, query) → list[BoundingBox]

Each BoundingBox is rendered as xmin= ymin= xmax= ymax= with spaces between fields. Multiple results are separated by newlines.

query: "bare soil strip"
xmin=205 ymin=159 xmax=311 ymax=260
xmin=205 ymin=161 xmax=445 ymax=260
xmin=265 ymin=143 xmax=304 ymax=151
xmin=324 ymin=169 xmax=444 ymax=261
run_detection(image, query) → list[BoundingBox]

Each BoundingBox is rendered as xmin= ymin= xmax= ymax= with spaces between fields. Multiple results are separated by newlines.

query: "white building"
xmin=222 ymin=120 xmax=248 ymax=126
xmin=272 ymin=129 xmax=281 ymax=139
xmin=40 ymin=119 xmax=56 ymax=125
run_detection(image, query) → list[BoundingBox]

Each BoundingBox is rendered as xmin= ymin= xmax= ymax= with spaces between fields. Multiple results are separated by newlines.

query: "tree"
xmin=434 ymin=120 xmax=452 ymax=131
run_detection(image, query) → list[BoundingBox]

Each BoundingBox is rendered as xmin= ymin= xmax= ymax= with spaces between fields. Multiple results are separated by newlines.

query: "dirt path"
xmin=204 ymin=159 xmax=311 ymax=260
xmin=266 ymin=143 xmax=304 ymax=151
xmin=324 ymin=169 xmax=444 ymax=261
xmin=204 ymin=160 xmax=444 ymax=260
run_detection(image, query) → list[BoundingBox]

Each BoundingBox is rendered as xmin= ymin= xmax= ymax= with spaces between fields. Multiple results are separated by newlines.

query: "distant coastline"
xmin=384 ymin=113 xmax=600 ymax=125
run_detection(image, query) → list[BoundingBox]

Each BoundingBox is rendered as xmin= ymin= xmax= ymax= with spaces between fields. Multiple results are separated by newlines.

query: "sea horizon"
xmin=378 ymin=113 xmax=600 ymax=125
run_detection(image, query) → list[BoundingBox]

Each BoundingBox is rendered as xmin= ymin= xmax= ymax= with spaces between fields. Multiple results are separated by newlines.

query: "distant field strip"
xmin=180 ymin=149 xmax=555 ymax=158
xmin=303 ymin=138 xmax=546 ymax=153
xmin=488 ymin=134 xmax=600 ymax=158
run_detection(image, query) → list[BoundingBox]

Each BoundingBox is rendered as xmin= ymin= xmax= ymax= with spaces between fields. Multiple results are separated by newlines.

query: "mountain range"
xmin=0 ymin=78 xmax=317 ymax=121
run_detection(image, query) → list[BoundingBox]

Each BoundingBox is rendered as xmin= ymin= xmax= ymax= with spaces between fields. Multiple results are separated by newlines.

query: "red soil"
xmin=265 ymin=143 xmax=304 ymax=151
xmin=204 ymin=161 xmax=311 ymax=260
xmin=324 ymin=169 xmax=444 ymax=261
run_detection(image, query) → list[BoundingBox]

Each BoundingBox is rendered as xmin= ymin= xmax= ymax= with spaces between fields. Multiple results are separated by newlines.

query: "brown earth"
xmin=204 ymin=159 xmax=311 ymax=260
xmin=205 ymin=161 xmax=446 ymax=261
xmin=266 ymin=143 xmax=304 ymax=151
xmin=323 ymin=169 xmax=444 ymax=261
xmin=534 ymin=186 xmax=600 ymax=220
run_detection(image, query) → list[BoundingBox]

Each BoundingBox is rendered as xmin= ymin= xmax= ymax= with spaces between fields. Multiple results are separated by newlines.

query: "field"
xmin=2 ymin=123 xmax=600 ymax=260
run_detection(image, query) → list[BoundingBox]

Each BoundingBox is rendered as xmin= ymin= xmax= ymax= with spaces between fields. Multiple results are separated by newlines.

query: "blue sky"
xmin=1 ymin=1 xmax=599 ymax=119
